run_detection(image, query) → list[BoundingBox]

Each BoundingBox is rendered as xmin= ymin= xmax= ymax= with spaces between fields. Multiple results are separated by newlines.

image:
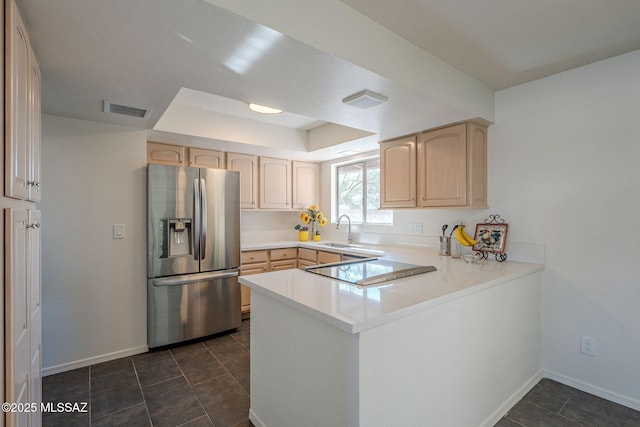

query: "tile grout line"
xmin=557 ymin=396 xmax=570 ymax=415
xmin=169 ymin=347 xmax=216 ymax=426
xmin=204 ymin=338 xmax=250 ymax=398
xmin=131 ymin=357 xmax=154 ymax=427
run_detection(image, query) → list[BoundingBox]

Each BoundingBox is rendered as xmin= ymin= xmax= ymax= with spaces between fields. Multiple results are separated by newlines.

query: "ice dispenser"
xmin=160 ymin=218 xmax=192 ymax=257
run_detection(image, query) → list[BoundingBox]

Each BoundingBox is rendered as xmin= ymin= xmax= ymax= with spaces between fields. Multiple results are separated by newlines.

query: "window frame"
xmin=335 ymin=156 xmax=392 ymax=225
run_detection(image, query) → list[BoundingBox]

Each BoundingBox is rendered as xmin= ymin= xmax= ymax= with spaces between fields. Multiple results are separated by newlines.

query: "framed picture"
xmin=473 ymin=223 xmax=508 ymax=254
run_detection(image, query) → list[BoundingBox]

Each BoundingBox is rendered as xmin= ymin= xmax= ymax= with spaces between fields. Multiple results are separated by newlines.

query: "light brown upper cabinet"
xmin=259 ymin=157 xmax=291 ymax=209
xmin=147 ymin=142 xmax=318 ymax=210
xmin=227 ymin=152 xmax=259 ymax=209
xmin=418 ymin=124 xmax=468 ymax=207
xmin=5 ymin=0 xmax=41 ymax=201
xmin=380 ymin=135 xmax=417 ymax=208
xmin=381 ymin=120 xmax=488 ymax=209
xmin=188 ymin=148 xmax=225 ymax=169
xmin=464 ymin=121 xmax=488 ymax=208
xmin=292 ymin=161 xmax=319 ymax=209
xmin=147 ymin=142 xmax=186 ymax=166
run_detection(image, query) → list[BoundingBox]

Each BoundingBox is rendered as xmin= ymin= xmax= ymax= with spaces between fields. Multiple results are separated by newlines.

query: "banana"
xmin=454 ymin=225 xmax=478 ymax=247
xmin=460 ymin=226 xmax=478 ymax=246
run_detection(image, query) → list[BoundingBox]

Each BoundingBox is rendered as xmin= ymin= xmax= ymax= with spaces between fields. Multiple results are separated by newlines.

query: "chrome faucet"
xmin=336 ymin=214 xmax=353 ymax=244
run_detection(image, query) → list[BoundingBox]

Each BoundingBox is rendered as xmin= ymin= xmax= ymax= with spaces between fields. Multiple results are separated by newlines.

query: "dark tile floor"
xmin=43 ymin=318 xmax=640 ymax=426
xmin=42 ymin=320 xmax=252 ymax=427
xmin=495 ymin=378 xmax=640 ymax=426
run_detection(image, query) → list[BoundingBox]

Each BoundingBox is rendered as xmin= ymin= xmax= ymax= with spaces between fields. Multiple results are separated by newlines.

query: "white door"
xmin=5 ymin=208 xmax=42 ymax=427
xmin=5 ymin=209 xmax=30 ymax=427
xmin=28 ymin=210 xmax=42 ymax=426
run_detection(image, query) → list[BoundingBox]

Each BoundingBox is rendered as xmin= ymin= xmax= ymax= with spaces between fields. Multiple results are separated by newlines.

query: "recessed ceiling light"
xmin=248 ymin=103 xmax=283 ymax=114
xmin=342 ymin=90 xmax=388 ymax=109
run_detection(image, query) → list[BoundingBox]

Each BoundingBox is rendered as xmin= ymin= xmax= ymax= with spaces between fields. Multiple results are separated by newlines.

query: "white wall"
xmin=41 ymin=115 xmax=148 ymax=374
xmin=490 ymin=50 xmax=640 ymax=408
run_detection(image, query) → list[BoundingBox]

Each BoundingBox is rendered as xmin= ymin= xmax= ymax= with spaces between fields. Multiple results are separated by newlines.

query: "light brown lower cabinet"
xmin=298 ymin=247 xmax=318 ymax=268
xmin=317 ymin=250 xmax=342 ymax=264
xmin=240 ymin=247 xmax=347 ymax=316
xmin=270 ymin=248 xmax=298 ymax=272
xmin=239 ymin=250 xmax=268 ymax=317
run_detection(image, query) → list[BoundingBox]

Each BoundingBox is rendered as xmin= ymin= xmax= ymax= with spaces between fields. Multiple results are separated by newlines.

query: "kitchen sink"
xmin=322 ymin=242 xmax=362 ymax=249
xmin=316 ymin=242 xmax=384 ymax=256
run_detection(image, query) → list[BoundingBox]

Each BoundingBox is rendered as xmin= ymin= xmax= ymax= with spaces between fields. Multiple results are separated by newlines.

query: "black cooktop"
xmin=305 ymin=259 xmax=436 ymax=286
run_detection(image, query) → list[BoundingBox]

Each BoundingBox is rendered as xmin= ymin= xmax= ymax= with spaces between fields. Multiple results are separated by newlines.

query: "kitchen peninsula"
xmin=240 ymin=243 xmax=544 ymax=427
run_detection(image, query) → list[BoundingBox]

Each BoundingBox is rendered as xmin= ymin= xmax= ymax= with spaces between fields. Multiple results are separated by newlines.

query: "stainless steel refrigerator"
xmin=147 ymin=164 xmax=241 ymax=348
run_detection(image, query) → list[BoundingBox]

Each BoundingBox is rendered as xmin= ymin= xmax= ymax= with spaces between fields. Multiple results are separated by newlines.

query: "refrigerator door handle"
xmin=152 ymin=270 xmax=239 ymax=287
xmin=193 ymin=178 xmax=201 ymax=261
xmin=200 ymin=177 xmax=207 ymax=260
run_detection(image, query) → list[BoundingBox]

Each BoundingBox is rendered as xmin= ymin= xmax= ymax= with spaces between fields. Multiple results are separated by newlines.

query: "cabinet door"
xmin=5 ymin=209 xmax=35 ymax=427
xmin=380 ymin=136 xmax=417 ymax=208
xmin=5 ymin=0 xmax=31 ymax=200
xmin=292 ymin=161 xmax=319 ymax=209
xmin=418 ymin=124 xmax=467 ymax=207
xmin=317 ymin=251 xmax=342 ymax=264
xmin=241 ymin=250 xmax=269 ymax=264
xmin=147 ymin=142 xmax=186 ymax=166
xmin=298 ymin=248 xmax=318 ymax=263
xmin=270 ymin=259 xmax=298 ymax=271
xmin=227 ymin=153 xmax=259 ymax=209
xmin=240 ymin=285 xmax=251 ymax=315
xmin=270 ymin=248 xmax=297 ymax=261
xmin=29 ymin=50 xmax=42 ymax=202
xmin=189 ymin=147 xmax=225 ymax=169
xmin=298 ymin=258 xmax=318 ymax=268
xmin=466 ymin=121 xmax=488 ymax=208
xmin=259 ymin=157 xmax=291 ymax=209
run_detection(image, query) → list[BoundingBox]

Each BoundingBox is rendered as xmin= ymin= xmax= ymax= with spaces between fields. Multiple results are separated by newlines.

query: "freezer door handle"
xmin=200 ymin=178 xmax=207 ymax=260
xmin=193 ymin=178 xmax=201 ymax=261
xmin=152 ymin=270 xmax=240 ymax=287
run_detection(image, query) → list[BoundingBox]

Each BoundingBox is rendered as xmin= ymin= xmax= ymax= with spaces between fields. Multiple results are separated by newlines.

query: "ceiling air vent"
xmin=103 ymin=100 xmax=152 ymax=119
xmin=342 ymin=90 xmax=388 ymax=109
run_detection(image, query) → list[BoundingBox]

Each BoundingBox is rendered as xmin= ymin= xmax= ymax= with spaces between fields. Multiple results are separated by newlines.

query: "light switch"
xmin=113 ymin=224 xmax=125 ymax=239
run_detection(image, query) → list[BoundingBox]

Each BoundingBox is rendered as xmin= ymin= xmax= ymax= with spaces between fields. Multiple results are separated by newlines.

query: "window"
xmin=336 ymin=158 xmax=392 ymax=224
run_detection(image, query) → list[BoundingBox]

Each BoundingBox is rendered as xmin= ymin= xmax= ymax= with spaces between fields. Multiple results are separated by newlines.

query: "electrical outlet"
xmin=581 ymin=336 xmax=597 ymax=357
xmin=409 ymin=223 xmax=423 ymax=233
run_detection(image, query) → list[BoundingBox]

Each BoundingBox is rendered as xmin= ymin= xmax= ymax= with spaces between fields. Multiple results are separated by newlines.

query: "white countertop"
xmin=239 ymin=241 xmax=544 ymax=334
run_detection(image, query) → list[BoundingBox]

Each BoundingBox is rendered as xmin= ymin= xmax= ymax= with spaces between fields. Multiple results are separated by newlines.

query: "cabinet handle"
xmin=27 ymin=180 xmax=40 ymax=187
xmin=249 ymin=256 xmax=255 ymax=261
xmin=27 ymin=222 xmax=40 ymax=229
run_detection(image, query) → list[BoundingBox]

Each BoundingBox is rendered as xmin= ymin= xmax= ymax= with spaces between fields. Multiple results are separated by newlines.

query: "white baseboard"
xmin=249 ymin=408 xmax=266 ymax=427
xmin=543 ymin=369 xmax=640 ymax=412
xmin=42 ymin=345 xmax=149 ymax=377
xmin=480 ymin=370 xmax=544 ymax=427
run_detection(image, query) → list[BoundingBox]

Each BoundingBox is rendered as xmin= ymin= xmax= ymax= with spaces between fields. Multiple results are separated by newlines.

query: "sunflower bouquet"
xmin=296 ymin=205 xmax=327 ymax=238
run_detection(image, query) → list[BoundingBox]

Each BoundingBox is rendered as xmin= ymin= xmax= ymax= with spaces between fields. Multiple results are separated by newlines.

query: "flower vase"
xmin=298 ymin=230 xmax=309 ymax=241
xmin=313 ymin=234 xmax=321 ymax=242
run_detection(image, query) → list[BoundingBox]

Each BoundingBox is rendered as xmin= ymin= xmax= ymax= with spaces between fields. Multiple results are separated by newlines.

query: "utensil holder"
xmin=438 ymin=236 xmax=451 ymax=256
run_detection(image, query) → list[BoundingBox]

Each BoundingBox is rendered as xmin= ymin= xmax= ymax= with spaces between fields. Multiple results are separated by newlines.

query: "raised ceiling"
xmin=339 ymin=0 xmax=640 ymax=90
xmin=16 ymin=0 xmax=640 ymax=160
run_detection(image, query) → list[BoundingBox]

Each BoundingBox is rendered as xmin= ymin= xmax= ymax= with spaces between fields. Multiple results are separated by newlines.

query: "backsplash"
xmin=239 ymin=210 xmax=545 ymax=264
